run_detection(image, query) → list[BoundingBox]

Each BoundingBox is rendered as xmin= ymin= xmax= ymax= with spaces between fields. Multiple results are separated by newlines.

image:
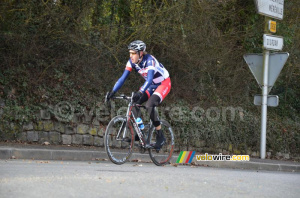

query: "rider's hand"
xmin=106 ymin=91 xmax=115 ymax=102
xmin=133 ymin=91 xmax=143 ymax=102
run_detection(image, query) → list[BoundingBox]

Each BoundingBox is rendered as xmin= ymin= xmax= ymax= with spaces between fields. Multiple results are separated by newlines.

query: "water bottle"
xmin=136 ymin=117 xmax=145 ymax=130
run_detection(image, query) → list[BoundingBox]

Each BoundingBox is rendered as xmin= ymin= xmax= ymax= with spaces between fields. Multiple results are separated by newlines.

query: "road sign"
xmin=269 ymin=20 xmax=276 ymax=33
xmin=263 ymin=34 xmax=283 ymax=51
xmin=243 ymin=52 xmax=289 ymax=93
xmin=254 ymin=95 xmax=279 ymax=107
xmin=255 ymin=0 xmax=284 ymax=20
xmin=253 ymin=0 xmax=286 ymax=160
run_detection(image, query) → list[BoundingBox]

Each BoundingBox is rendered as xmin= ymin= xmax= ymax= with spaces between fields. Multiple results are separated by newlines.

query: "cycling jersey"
xmin=112 ymin=54 xmax=170 ymax=95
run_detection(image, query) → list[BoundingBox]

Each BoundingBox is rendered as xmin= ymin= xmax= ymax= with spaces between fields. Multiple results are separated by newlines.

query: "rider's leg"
xmin=132 ymin=92 xmax=148 ymax=119
xmin=145 ymin=95 xmax=166 ymax=149
xmin=145 ymin=95 xmax=161 ymax=127
xmin=146 ymin=78 xmax=171 ymax=149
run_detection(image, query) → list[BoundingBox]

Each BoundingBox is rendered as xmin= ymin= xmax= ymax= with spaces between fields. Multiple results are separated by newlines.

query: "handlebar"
xmin=105 ymin=92 xmax=134 ymax=103
xmin=105 ymin=92 xmax=146 ymax=108
xmin=113 ymin=94 xmax=132 ymax=101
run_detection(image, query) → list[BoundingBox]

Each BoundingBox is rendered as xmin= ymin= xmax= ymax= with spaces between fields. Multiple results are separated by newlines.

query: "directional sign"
xmin=243 ymin=52 xmax=289 ymax=93
xmin=255 ymin=0 xmax=284 ymax=20
xmin=254 ymin=95 xmax=279 ymax=107
xmin=263 ymin=34 xmax=283 ymax=51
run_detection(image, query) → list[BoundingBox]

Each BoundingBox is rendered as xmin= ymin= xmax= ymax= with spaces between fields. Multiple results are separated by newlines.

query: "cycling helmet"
xmin=128 ymin=40 xmax=146 ymax=52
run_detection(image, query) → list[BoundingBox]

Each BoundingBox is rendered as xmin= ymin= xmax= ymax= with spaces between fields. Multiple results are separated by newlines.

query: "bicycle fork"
xmin=115 ymin=102 xmax=132 ymax=141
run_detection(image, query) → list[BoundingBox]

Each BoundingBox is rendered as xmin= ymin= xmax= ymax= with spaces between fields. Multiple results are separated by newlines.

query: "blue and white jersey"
xmin=126 ymin=54 xmax=169 ymax=85
xmin=112 ymin=54 xmax=170 ymax=93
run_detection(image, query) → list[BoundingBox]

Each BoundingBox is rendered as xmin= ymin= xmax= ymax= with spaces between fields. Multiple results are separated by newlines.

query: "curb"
xmin=193 ymin=160 xmax=300 ymax=172
xmin=0 ymin=146 xmax=299 ymax=172
xmin=0 ymin=147 xmax=162 ymax=162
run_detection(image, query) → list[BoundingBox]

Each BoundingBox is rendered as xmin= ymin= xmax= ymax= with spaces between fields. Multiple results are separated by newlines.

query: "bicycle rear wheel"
xmin=105 ymin=115 xmax=134 ymax=165
xmin=148 ymin=120 xmax=175 ymax=166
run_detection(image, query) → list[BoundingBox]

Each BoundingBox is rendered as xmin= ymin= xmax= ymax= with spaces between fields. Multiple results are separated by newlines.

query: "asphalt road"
xmin=0 ymin=160 xmax=299 ymax=198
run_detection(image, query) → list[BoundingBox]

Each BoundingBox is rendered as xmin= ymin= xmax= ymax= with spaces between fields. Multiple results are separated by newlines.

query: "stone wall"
xmin=0 ymin=105 xmax=297 ymax=160
xmin=15 ymin=109 xmax=106 ymax=147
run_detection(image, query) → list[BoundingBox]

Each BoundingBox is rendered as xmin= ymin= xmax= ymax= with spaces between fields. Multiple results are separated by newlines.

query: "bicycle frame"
xmin=113 ymin=92 xmax=152 ymax=147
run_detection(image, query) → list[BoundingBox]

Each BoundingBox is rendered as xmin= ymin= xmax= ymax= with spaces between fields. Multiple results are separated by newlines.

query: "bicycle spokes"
xmin=105 ymin=116 xmax=134 ymax=165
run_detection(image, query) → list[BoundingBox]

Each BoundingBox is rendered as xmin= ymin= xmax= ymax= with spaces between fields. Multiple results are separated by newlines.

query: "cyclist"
xmin=106 ymin=40 xmax=171 ymax=150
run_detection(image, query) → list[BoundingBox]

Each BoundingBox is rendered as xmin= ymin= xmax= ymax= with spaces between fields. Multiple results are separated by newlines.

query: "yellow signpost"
xmin=269 ymin=20 xmax=277 ymax=33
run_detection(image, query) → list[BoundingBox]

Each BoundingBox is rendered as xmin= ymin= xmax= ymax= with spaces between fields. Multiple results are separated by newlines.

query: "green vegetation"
xmin=0 ymin=0 xmax=299 ymax=155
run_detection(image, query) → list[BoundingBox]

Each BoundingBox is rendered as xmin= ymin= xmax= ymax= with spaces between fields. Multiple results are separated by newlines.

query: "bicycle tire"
xmin=148 ymin=120 xmax=175 ymax=166
xmin=105 ymin=115 xmax=134 ymax=165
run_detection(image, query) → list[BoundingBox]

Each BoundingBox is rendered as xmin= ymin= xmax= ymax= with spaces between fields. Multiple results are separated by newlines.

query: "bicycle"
xmin=104 ymin=92 xmax=175 ymax=166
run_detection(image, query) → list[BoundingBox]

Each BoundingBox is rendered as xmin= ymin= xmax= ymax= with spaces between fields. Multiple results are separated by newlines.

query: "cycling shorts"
xmin=143 ymin=77 xmax=171 ymax=102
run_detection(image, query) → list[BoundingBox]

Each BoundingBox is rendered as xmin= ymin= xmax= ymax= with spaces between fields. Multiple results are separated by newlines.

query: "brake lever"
xmin=105 ymin=92 xmax=109 ymax=103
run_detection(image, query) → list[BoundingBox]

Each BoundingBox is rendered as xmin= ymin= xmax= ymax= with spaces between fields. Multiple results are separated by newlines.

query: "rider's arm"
xmin=112 ymin=69 xmax=131 ymax=93
xmin=140 ymin=69 xmax=154 ymax=93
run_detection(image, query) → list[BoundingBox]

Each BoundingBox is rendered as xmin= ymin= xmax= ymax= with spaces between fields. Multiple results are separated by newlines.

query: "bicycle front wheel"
xmin=149 ymin=120 xmax=175 ymax=166
xmin=105 ymin=115 xmax=134 ymax=165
